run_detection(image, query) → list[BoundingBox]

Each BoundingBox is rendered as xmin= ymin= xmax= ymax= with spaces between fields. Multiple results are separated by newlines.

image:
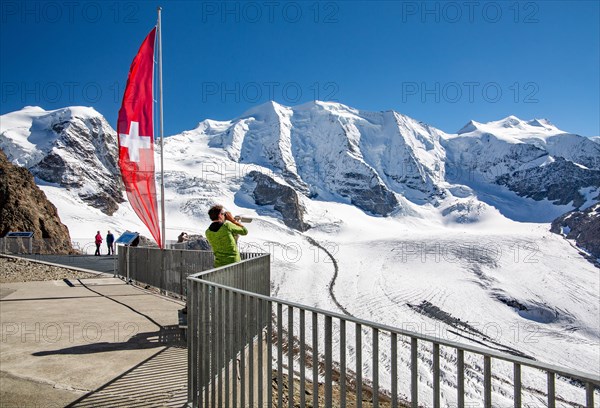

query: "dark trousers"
xmin=107 ymin=243 xmax=114 ymax=255
xmin=95 ymin=243 xmax=101 ymax=256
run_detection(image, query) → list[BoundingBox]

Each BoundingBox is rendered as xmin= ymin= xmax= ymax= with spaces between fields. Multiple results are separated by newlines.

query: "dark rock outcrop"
xmin=496 ymin=157 xmax=600 ymax=208
xmin=551 ymin=203 xmax=600 ymax=262
xmin=0 ymin=150 xmax=73 ymax=254
xmin=180 ymin=234 xmax=211 ymax=251
xmin=248 ymin=171 xmax=310 ymax=232
xmin=336 ymin=171 xmax=399 ymax=216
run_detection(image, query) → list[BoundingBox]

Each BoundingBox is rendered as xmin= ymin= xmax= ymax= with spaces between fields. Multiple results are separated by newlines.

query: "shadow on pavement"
xmin=33 ymin=325 xmax=184 ymax=356
xmin=65 ymin=345 xmax=188 ymax=408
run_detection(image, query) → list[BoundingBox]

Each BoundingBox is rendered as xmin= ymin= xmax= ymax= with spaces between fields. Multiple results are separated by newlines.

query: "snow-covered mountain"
xmin=0 ymin=106 xmax=124 ymax=215
xmin=2 ymin=103 xmax=598 ymax=225
xmin=205 ymin=101 xmax=446 ymax=215
xmin=1 ymin=102 xmax=599 ymax=407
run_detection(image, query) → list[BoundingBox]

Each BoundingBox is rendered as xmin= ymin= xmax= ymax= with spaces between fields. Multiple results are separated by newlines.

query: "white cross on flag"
xmin=116 ymin=27 xmax=162 ymax=248
xmin=119 ymin=121 xmax=151 ymax=163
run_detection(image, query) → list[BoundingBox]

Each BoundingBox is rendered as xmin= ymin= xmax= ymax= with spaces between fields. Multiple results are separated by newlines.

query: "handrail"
xmin=187 ymin=274 xmax=600 ymax=386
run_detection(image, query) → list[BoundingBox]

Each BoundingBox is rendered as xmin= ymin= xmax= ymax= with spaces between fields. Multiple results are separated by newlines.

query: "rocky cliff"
xmin=551 ymin=203 xmax=600 ymax=263
xmin=0 ymin=150 xmax=73 ymax=254
xmin=247 ymin=171 xmax=310 ymax=232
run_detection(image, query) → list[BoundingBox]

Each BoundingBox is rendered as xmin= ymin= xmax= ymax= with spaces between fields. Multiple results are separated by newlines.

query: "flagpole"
xmin=157 ymin=6 xmax=166 ymax=249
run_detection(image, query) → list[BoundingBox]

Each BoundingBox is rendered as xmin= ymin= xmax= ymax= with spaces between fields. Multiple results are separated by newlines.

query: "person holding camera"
xmin=205 ymin=204 xmax=248 ymax=267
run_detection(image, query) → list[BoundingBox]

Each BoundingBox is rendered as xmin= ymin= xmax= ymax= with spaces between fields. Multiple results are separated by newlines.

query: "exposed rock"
xmin=248 ymin=171 xmax=310 ymax=232
xmin=551 ymin=202 xmax=600 ymax=262
xmin=336 ymin=170 xmax=399 ymax=216
xmin=495 ymin=157 xmax=600 ymax=208
xmin=179 ymin=234 xmax=211 ymax=251
xmin=0 ymin=150 xmax=73 ymax=254
xmin=137 ymin=234 xmax=159 ymax=247
xmin=442 ymin=200 xmax=487 ymax=223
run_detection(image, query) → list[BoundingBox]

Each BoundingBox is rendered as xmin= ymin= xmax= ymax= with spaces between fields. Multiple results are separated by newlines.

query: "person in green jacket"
xmin=205 ymin=205 xmax=248 ymax=267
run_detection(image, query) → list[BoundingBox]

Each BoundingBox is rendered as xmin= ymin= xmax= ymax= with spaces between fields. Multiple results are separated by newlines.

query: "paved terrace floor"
xmin=0 ymin=257 xmax=188 ymax=408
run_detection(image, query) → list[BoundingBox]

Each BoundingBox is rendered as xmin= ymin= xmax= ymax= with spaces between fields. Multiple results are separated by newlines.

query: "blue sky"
xmin=1 ymin=0 xmax=599 ymax=136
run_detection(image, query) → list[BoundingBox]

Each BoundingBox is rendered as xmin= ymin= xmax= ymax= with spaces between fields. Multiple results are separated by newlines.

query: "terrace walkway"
xmin=0 ymin=260 xmax=188 ymax=407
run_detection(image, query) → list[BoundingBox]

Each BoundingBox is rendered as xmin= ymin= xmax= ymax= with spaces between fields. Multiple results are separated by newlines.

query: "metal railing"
xmin=0 ymin=237 xmax=73 ymax=255
xmin=187 ymin=254 xmax=271 ymax=408
xmin=116 ymin=246 xmax=265 ymax=298
xmin=116 ymin=246 xmax=599 ymax=407
xmin=187 ymin=269 xmax=600 ymax=408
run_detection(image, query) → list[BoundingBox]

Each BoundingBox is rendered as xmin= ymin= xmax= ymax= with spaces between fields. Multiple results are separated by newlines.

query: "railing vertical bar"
xmin=257 ymin=297 xmax=264 ymax=408
xmin=232 ymin=291 xmax=238 ymax=408
xmin=325 ymin=315 xmax=333 ymax=408
xmin=277 ymin=303 xmax=283 ymax=408
xmin=356 ymin=323 xmax=363 ymax=408
xmin=372 ymin=328 xmax=379 ymax=408
xmin=391 ymin=332 xmax=398 ymax=408
xmin=586 ymin=382 xmax=595 ymax=408
xmin=248 ymin=293 xmax=254 ymax=407
xmin=457 ymin=349 xmax=464 ymax=408
xmin=267 ymin=300 xmax=273 ymax=408
xmin=203 ymin=284 xmax=210 ymax=408
xmin=288 ymin=306 xmax=294 ymax=408
xmin=547 ymin=371 xmax=556 ymax=408
xmin=484 ymin=355 xmax=491 ymax=408
xmin=340 ymin=319 xmax=347 ymax=408
xmin=312 ymin=312 xmax=319 ymax=408
xmin=239 ymin=293 xmax=246 ymax=408
xmin=216 ymin=287 xmax=222 ymax=408
xmin=225 ymin=289 xmax=231 ymax=408
xmin=513 ymin=363 xmax=521 ymax=408
xmin=433 ymin=343 xmax=440 ymax=408
xmin=300 ymin=309 xmax=306 ymax=408
xmin=411 ymin=337 xmax=418 ymax=408
xmin=189 ymin=280 xmax=198 ymax=407
xmin=210 ymin=285 xmax=217 ymax=408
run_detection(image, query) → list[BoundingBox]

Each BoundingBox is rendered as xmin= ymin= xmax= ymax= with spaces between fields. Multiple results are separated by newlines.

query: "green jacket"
xmin=205 ymin=221 xmax=248 ymax=267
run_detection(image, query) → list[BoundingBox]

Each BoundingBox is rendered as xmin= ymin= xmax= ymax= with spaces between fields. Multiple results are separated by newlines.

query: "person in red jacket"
xmin=94 ymin=231 xmax=103 ymax=256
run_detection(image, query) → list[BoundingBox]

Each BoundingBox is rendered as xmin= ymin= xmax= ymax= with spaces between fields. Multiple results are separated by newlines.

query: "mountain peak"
xmin=237 ymin=100 xmax=288 ymax=120
xmin=526 ymin=118 xmax=555 ymax=129
xmin=457 ymin=120 xmax=483 ymax=135
xmin=496 ymin=115 xmax=525 ymax=128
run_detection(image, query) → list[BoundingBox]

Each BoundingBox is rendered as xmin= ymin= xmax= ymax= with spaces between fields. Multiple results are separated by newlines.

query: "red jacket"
xmin=95 ymin=233 xmax=103 ymax=244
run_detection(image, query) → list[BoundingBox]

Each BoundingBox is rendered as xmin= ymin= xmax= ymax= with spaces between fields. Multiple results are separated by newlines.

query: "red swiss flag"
xmin=117 ymin=27 xmax=162 ymax=248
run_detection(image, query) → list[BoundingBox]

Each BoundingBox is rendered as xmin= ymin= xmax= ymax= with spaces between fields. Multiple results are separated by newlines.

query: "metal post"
xmin=300 ymin=309 xmax=306 ymax=407
xmin=340 ymin=319 xmax=347 ymax=408
xmin=391 ymin=332 xmax=397 ymax=408
xmin=126 ymin=245 xmax=130 ymax=283
xmin=433 ymin=343 xmax=440 ymax=408
xmin=157 ymin=6 xmax=166 ymax=249
xmin=325 ymin=315 xmax=333 ymax=407
xmin=411 ymin=338 xmax=418 ymax=408
xmin=457 ymin=349 xmax=465 ymax=408
xmin=514 ymin=363 xmax=521 ymax=408
xmin=484 ymin=356 xmax=492 ymax=408
xmin=312 ymin=312 xmax=319 ymax=408
xmin=277 ymin=303 xmax=283 ymax=407
xmin=586 ymin=382 xmax=595 ymax=408
xmin=288 ymin=306 xmax=294 ymax=408
xmin=547 ymin=372 xmax=555 ymax=408
xmin=356 ymin=323 xmax=363 ymax=408
xmin=372 ymin=328 xmax=379 ymax=408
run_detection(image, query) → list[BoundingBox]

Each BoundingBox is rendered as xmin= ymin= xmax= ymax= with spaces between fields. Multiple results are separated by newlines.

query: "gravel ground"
xmin=0 ymin=256 xmax=98 ymax=283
